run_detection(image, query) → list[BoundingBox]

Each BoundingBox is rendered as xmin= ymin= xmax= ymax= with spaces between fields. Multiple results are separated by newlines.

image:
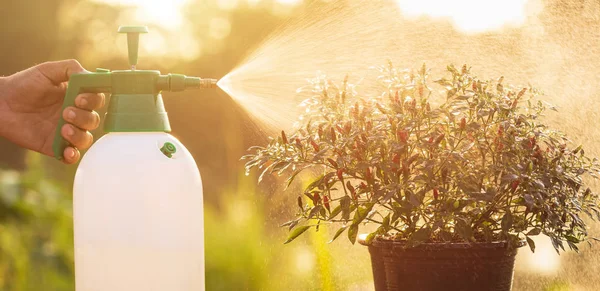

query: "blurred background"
xmin=1 ymin=0 xmax=600 ymax=290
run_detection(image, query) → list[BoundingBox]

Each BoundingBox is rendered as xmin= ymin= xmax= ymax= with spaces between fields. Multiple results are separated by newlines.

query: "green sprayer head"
xmin=52 ymin=26 xmax=218 ymax=160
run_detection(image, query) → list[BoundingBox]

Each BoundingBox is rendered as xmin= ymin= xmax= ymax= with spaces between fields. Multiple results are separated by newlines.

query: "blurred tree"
xmin=0 ymin=154 xmax=74 ymax=290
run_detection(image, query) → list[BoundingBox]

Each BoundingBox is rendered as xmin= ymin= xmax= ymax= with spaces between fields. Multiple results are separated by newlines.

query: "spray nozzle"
xmin=157 ymin=74 xmax=218 ymax=91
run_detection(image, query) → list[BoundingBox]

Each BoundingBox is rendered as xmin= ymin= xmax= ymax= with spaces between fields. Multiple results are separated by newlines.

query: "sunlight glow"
xmin=217 ymin=0 xmax=240 ymax=10
xmin=294 ymin=246 xmax=316 ymax=274
xmin=96 ymin=0 xmax=188 ymax=29
xmin=276 ymin=0 xmax=302 ymax=5
xmin=395 ymin=0 xmax=530 ymax=33
xmin=515 ymin=235 xmax=561 ymax=275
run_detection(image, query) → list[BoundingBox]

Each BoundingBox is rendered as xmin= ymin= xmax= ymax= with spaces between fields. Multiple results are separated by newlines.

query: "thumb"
xmin=36 ymin=59 xmax=88 ymax=85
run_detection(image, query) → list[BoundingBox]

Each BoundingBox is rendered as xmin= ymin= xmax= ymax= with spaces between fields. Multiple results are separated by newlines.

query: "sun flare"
xmin=96 ymin=0 xmax=189 ymax=29
xmin=395 ymin=0 xmax=532 ymax=33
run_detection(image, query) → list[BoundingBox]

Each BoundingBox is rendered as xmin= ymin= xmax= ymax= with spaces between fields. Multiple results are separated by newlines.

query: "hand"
xmin=0 ymin=59 xmax=105 ymax=164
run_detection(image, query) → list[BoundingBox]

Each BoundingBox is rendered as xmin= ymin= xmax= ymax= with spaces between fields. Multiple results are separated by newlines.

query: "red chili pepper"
xmin=441 ymin=168 xmax=448 ymax=182
xmin=434 ymin=133 xmax=445 ymax=146
xmin=517 ymin=88 xmax=527 ymax=99
xmin=323 ymin=196 xmax=331 ymax=212
xmin=312 ymin=192 xmax=321 ymax=205
xmin=534 ymin=148 xmax=543 ymax=160
xmin=529 ymin=137 xmax=536 ymax=149
xmin=511 ymin=180 xmax=520 ymax=192
xmin=397 ymin=130 xmax=408 ymax=143
xmin=460 ymin=117 xmax=466 ymax=130
xmin=295 ymin=137 xmax=302 ymax=148
xmin=402 ymin=162 xmax=410 ymax=178
xmin=310 ymin=139 xmax=320 ymax=152
xmin=281 ymin=131 xmax=288 ymax=144
xmin=365 ymin=168 xmax=373 ymax=183
xmin=330 ymin=127 xmax=337 ymax=143
xmin=467 ymin=132 xmax=474 ymax=141
xmin=433 ymin=188 xmax=439 ymax=200
xmin=337 ymin=169 xmax=344 ymax=181
xmin=346 ymin=181 xmax=355 ymax=195
xmin=327 ymin=158 xmax=338 ymax=168
xmin=344 ymin=122 xmax=352 ymax=134
xmin=392 ymin=154 xmax=400 ymax=164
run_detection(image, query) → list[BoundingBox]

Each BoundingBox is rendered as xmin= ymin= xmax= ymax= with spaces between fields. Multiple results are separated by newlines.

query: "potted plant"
xmin=243 ymin=62 xmax=600 ymax=291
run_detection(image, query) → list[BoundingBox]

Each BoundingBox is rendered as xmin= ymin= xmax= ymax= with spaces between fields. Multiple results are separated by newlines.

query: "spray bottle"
xmin=52 ymin=26 xmax=216 ymax=291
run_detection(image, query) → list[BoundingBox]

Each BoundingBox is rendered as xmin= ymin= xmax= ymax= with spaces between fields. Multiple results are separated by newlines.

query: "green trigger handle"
xmin=52 ymin=71 xmax=111 ymax=160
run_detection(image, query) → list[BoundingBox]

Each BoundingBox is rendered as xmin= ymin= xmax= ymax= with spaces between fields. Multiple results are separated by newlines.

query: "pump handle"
xmin=52 ymin=72 xmax=112 ymax=160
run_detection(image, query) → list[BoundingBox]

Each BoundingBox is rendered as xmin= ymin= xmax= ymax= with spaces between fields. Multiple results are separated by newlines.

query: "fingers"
xmin=61 ymin=124 xmax=94 ymax=150
xmin=63 ymin=106 xmax=101 ymax=131
xmin=36 ymin=59 xmax=87 ymax=85
xmin=75 ymin=93 xmax=105 ymax=110
xmin=62 ymin=147 xmax=81 ymax=165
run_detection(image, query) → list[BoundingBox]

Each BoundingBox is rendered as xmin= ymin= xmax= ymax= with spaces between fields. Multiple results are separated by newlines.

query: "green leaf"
xmin=381 ymin=214 xmax=391 ymax=230
xmin=527 ymin=227 xmax=541 ymax=236
xmin=258 ymin=161 xmax=279 ymax=183
xmin=329 ymin=225 xmax=348 ymax=243
xmin=501 ymin=211 xmax=513 ymax=232
xmin=308 ymin=205 xmax=323 ymax=219
xmin=305 ymin=173 xmax=326 ymax=192
xmin=526 ymin=236 xmax=536 ymax=253
xmin=352 ymin=203 xmax=374 ymax=226
xmin=348 ymin=224 xmax=359 ymax=244
xmin=565 ymin=235 xmax=580 ymax=243
xmin=340 ymin=196 xmax=352 ymax=220
xmin=285 ymin=168 xmax=304 ymax=190
xmin=280 ymin=220 xmax=297 ymax=227
xmin=455 ymin=218 xmax=473 ymax=241
xmin=407 ymin=227 xmax=431 ymax=247
xmin=280 ymin=219 xmax=299 ymax=231
xmin=365 ymin=232 xmax=377 ymax=245
xmin=407 ymin=191 xmax=422 ymax=207
xmin=284 ymin=225 xmax=311 ymax=244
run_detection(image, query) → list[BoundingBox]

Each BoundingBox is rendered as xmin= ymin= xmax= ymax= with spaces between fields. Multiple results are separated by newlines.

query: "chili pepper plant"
xmin=243 ymin=62 xmax=600 ymax=253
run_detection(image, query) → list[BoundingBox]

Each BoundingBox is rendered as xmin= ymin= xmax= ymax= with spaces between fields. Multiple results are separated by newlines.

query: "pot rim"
xmin=357 ymin=234 xmax=526 ymax=249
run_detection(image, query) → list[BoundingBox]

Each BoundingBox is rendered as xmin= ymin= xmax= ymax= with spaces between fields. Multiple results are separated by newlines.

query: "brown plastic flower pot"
xmin=360 ymin=238 xmax=524 ymax=291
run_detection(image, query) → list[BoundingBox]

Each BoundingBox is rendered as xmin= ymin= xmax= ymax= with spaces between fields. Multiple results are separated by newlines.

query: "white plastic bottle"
xmin=51 ymin=26 xmax=216 ymax=291
xmin=73 ymin=133 xmax=204 ymax=291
